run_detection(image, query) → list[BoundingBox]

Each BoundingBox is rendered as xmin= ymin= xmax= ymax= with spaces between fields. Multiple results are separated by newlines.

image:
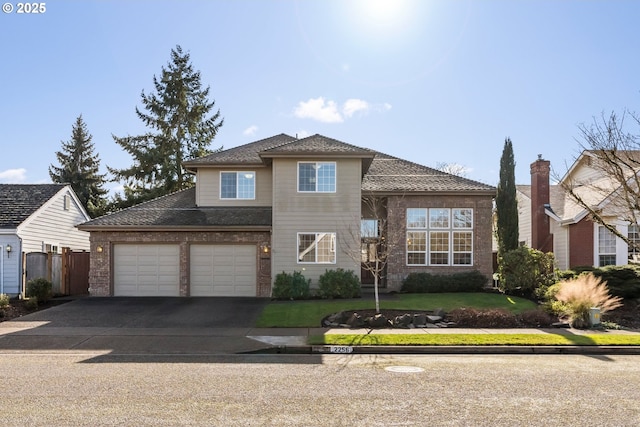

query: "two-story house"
xmin=517 ymin=152 xmax=640 ymax=270
xmin=78 ymin=134 xmax=495 ymax=297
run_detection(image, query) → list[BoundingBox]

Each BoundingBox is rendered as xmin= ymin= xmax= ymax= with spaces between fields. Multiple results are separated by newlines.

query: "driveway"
xmin=7 ymin=297 xmax=271 ymax=328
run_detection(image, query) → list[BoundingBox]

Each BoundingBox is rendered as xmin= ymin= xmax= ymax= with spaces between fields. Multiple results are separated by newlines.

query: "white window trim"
xmin=219 ymin=171 xmax=256 ymax=200
xmin=297 ymin=232 xmax=337 ymax=264
xmin=406 ymin=208 xmax=474 ymax=267
xmin=297 ymin=161 xmax=337 ymax=193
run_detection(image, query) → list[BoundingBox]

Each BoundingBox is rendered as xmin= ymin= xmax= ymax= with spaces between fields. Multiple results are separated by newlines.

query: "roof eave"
xmin=77 ymin=225 xmax=272 ymax=232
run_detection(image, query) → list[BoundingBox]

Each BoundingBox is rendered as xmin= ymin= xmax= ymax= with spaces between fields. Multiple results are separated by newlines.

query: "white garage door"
xmin=113 ymin=244 xmax=180 ymax=296
xmin=190 ymin=245 xmax=256 ymax=296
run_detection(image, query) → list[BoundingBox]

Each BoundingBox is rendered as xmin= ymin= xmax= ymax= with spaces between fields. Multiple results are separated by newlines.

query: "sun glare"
xmin=355 ymin=0 xmax=413 ymax=32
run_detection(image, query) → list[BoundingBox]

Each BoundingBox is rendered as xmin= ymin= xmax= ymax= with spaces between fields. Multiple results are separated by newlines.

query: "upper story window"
xmin=298 ymin=162 xmax=336 ymax=193
xmin=220 ymin=171 xmax=255 ymax=200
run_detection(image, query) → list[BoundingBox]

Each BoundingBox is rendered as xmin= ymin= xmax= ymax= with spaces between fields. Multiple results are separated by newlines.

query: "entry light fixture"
xmin=6 ymin=244 xmax=11 ymax=257
xmin=96 ymin=245 xmax=104 ymax=253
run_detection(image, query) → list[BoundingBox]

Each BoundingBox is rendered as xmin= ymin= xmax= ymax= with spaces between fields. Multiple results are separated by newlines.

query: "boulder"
xmin=393 ymin=313 xmax=413 ymax=328
xmin=366 ymin=313 xmax=391 ymax=328
xmin=346 ymin=312 xmax=365 ymax=328
xmin=413 ymin=313 xmax=427 ymax=327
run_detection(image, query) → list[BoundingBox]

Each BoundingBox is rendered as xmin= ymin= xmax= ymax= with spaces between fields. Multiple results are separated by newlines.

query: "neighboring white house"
xmin=517 ymin=153 xmax=639 ymax=270
xmin=0 ymin=184 xmax=90 ymax=296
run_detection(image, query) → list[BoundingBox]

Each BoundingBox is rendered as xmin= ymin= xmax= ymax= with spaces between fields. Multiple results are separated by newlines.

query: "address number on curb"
xmin=330 ymin=346 xmax=353 ymax=354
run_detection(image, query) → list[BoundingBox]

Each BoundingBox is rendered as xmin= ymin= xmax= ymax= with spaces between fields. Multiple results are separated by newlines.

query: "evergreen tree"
xmin=496 ymin=137 xmax=519 ymax=256
xmin=49 ymin=115 xmax=108 ymax=218
xmin=108 ymin=45 xmax=223 ymax=207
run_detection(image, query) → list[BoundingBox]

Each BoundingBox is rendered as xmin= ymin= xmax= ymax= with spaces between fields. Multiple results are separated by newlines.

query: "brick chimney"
xmin=530 ymin=155 xmax=553 ymax=252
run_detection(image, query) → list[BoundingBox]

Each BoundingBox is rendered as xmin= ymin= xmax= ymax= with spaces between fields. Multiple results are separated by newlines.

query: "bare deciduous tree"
xmin=560 ymin=109 xmax=640 ymax=249
xmin=345 ymin=194 xmax=404 ymax=313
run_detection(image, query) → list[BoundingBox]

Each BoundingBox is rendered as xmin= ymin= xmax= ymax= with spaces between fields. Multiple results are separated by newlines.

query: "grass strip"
xmin=309 ymin=333 xmax=640 ymax=346
xmin=256 ymin=293 xmax=537 ymax=328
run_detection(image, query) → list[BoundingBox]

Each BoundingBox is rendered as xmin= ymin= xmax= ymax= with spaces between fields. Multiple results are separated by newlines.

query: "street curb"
xmin=247 ymin=345 xmax=640 ymax=355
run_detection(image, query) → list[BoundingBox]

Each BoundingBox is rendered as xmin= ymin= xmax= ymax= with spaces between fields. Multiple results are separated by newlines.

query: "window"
xmin=298 ymin=233 xmax=336 ymax=264
xmin=598 ymin=226 xmax=616 ymax=266
xmin=406 ymin=208 xmax=474 ymax=266
xmin=298 ymin=162 xmax=336 ymax=192
xmin=361 ymin=219 xmax=379 ymax=238
xmin=220 ymin=172 xmax=255 ymax=199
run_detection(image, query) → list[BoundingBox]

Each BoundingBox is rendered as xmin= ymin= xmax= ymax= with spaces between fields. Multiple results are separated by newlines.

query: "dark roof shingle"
xmin=79 ymin=188 xmax=272 ymax=228
xmin=0 ymin=184 xmax=67 ymax=228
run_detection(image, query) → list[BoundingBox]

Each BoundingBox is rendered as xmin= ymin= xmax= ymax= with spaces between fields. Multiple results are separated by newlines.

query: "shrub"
xmin=518 ymin=308 xmax=557 ymax=328
xmin=318 ymin=268 xmax=361 ymax=299
xmin=554 ymin=273 xmax=623 ymax=329
xmin=401 ymin=271 xmax=488 ymax=293
xmin=272 ymin=271 xmax=310 ymax=300
xmin=448 ymin=307 xmax=519 ymax=328
xmin=497 ymin=246 xmax=556 ymax=298
xmin=26 ymin=278 xmax=52 ymax=303
xmin=591 ymin=265 xmax=640 ymax=299
xmin=25 ymin=296 xmax=39 ymax=309
xmin=0 ymin=293 xmax=9 ymax=309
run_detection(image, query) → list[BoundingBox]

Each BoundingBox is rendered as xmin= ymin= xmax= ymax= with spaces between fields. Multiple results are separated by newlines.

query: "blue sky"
xmin=1 ymin=0 xmax=638 ymax=194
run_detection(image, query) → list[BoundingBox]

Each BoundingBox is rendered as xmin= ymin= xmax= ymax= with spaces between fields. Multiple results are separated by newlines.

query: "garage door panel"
xmin=190 ymin=245 xmax=257 ymax=297
xmin=114 ymin=244 xmax=180 ymax=296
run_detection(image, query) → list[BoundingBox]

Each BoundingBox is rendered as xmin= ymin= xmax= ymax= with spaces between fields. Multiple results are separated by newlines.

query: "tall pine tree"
xmin=49 ymin=115 xmax=108 ymax=218
xmin=495 ymin=137 xmax=519 ymax=257
xmin=108 ymin=45 xmax=224 ymax=207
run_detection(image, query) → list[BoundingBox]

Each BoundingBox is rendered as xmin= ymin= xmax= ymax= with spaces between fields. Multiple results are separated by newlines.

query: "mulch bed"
xmin=0 ymin=299 xmax=68 ymax=322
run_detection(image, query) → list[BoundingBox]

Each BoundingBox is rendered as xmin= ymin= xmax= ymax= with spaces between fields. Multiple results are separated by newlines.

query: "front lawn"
xmin=255 ymin=292 xmax=537 ymax=328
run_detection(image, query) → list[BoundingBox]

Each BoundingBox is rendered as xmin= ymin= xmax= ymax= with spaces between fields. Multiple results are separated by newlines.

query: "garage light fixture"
xmin=6 ymin=244 xmax=11 ymax=257
xmin=96 ymin=245 xmax=103 ymax=253
xmin=261 ymin=244 xmax=270 ymax=254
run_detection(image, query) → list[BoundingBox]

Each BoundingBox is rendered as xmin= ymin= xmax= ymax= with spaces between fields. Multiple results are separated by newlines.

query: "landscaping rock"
xmin=346 ymin=313 xmax=365 ymax=328
xmin=427 ymin=315 xmax=443 ymax=323
xmin=393 ymin=313 xmax=413 ymax=328
xmin=366 ymin=313 xmax=391 ymax=328
xmin=413 ymin=313 xmax=427 ymax=327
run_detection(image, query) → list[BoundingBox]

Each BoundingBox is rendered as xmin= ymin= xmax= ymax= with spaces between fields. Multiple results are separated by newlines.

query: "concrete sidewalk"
xmin=2 ymin=320 xmax=640 ymax=355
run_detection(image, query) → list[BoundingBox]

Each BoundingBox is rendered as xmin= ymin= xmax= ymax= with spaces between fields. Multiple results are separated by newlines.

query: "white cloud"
xmin=293 ymin=97 xmax=391 ymax=123
xmin=295 ymin=130 xmax=311 ymax=139
xmin=0 ymin=168 xmax=27 ymax=183
xmin=343 ymin=99 xmax=370 ymax=118
xmin=293 ymin=97 xmax=344 ymax=123
xmin=243 ymin=125 xmax=258 ymax=136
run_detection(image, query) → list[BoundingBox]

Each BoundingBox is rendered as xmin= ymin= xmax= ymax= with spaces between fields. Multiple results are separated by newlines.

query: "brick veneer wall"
xmin=88 ymin=230 xmax=271 ymax=297
xmin=384 ymin=194 xmax=494 ymax=291
xmin=569 ymin=217 xmax=594 ymax=268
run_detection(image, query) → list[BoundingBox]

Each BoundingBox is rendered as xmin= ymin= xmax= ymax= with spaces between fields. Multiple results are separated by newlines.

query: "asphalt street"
xmin=0 ymin=353 xmax=638 ymax=426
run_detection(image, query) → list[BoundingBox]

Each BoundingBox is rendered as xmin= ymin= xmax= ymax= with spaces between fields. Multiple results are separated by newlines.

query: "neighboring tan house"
xmin=517 ymin=152 xmax=640 ymax=270
xmin=78 ymin=134 xmax=496 ymax=297
xmin=0 ymin=184 xmax=91 ymax=296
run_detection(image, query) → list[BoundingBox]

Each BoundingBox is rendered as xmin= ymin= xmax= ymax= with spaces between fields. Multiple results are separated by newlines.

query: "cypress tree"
xmin=49 ymin=115 xmax=108 ymax=218
xmin=108 ymin=45 xmax=223 ymax=208
xmin=496 ymin=137 xmax=519 ymax=256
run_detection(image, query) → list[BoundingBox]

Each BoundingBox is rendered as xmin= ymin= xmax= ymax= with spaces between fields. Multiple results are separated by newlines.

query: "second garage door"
xmin=190 ymin=245 xmax=257 ymax=296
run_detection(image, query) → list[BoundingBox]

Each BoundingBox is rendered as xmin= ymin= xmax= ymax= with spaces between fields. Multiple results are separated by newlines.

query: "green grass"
xmin=255 ymin=293 xmax=537 ymax=328
xmin=310 ymin=333 xmax=640 ymax=346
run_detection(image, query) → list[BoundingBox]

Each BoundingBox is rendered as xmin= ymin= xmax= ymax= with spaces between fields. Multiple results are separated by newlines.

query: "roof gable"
xmin=0 ymin=184 xmax=69 ymax=229
xmin=184 ymin=134 xmax=296 ymax=167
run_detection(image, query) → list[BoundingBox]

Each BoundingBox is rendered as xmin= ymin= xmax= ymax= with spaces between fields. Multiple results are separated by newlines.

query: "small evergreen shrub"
xmin=0 ymin=293 xmax=9 ymax=309
xmin=497 ymin=246 xmax=556 ymax=298
xmin=272 ymin=271 xmax=310 ymax=300
xmin=318 ymin=268 xmax=361 ymax=299
xmin=518 ymin=308 xmax=557 ymax=328
xmin=25 ymin=296 xmax=39 ymax=309
xmin=26 ymin=278 xmax=52 ymax=303
xmin=401 ymin=271 xmax=488 ymax=293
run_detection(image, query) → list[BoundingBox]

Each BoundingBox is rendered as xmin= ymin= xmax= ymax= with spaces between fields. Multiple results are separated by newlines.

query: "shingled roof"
xmin=78 ymin=187 xmax=272 ymax=229
xmin=363 ymin=153 xmax=495 ymax=193
xmin=0 ymin=184 xmax=67 ymax=229
xmin=82 ymin=134 xmax=494 ymax=228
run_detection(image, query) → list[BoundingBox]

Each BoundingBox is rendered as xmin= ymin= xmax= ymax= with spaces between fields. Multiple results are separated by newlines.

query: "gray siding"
xmin=18 ymin=188 xmax=90 ymax=253
xmin=0 ymin=235 xmax=21 ymax=295
xmin=195 ymin=167 xmax=273 ymax=207
xmin=271 ymin=158 xmax=361 ymax=286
